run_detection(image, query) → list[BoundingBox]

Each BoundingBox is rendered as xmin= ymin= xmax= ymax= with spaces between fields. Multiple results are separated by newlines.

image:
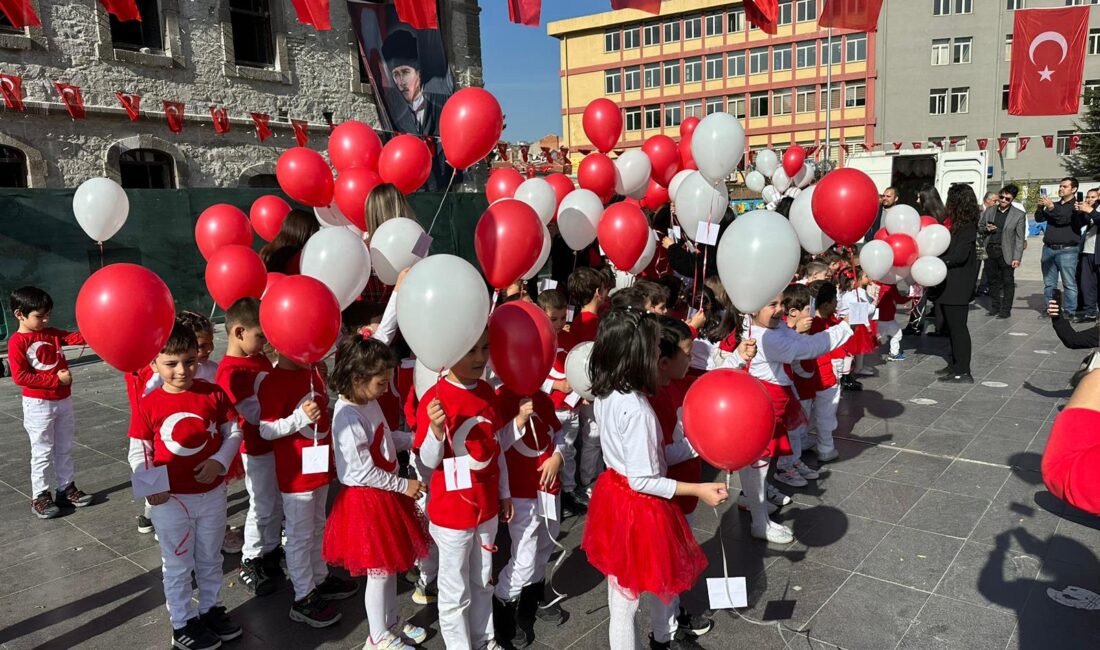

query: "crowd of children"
xmin=7 ymin=231 xmax=921 ymax=649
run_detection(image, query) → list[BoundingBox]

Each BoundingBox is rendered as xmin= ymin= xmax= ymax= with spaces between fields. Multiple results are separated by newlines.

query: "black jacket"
xmin=937 ymin=222 xmax=978 ymax=306
xmin=1052 ymin=314 xmax=1099 ymax=350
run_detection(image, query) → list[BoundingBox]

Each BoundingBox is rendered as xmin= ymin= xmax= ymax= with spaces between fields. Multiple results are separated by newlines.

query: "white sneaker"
xmin=394 ymin=622 xmax=426 ymax=645
xmin=411 ymin=582 xmax=437 ymax=605
xmin=485 ymin=641 xmax=506 ymax=650
xmin=222 ymin=527 xmax=243 ymax=554
xmin=750 ymin=520 xmax=795 ymax=544
xmin=793 ymin=461 xmax=820 ymax=480
xmin=815 ymin=447 xmax=839 ymax=462
xmin=736 ymin=492 xmax=778 ymax=514
xmin=773 ymin=468 xmax=808 ymax=487
xmin=363 ymin=631 xmax=413 ymax=650
xmin=766 ymin=484 xmax=793 ymax=507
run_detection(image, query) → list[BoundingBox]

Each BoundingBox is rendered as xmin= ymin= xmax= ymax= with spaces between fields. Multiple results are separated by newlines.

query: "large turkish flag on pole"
xmin=1009 ymin=6 xmax=1090 ymax=116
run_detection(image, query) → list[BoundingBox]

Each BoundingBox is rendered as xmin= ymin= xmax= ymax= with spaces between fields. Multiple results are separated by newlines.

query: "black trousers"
xmin=985 ymin=246 xmax=1015 ymax=316
xmin=941 ymin=304 xmax=972 ymax=375
xmin=1079 ymin=253 xmax=1099 ymax=314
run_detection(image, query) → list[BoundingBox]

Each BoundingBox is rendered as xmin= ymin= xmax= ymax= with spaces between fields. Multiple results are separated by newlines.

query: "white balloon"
xmin=368 ymin=217 xmax=426 ymax=285
xmin=514 ymin=178 xmax=557 ymax=226
xmin=522 ymin=224 xmax=552 ymax=280
xmin=564 ymin=341 xmax=595 ymax=401
xmin=315 ymin=202 xmax=350 ymax=228
xmin=796 ymin=162 xmax=816 ymax=188
xmin=397 ymin=254 xmax=490 ymax=372
xmin=73 ymin=177 xmax=129 ymax=242
xmin=910 ymin=256 xmax=947 ymax=287
xmin=674 ymin=172 xmax=726 ymax=241
xmin=301 ymin=227 xmax=372 ymax=310
xmin=692 ymin=112 xmax=746 ymax=184
xmin=755 ymin=149 xmax=779 ymax=178
xmin=884 ymin=204 xmax=921 ymax=237
xmin=668 ymin=169 xmax=695 ymax=201
xmin=761 ymin=185 xmax=780 ymax=204
xmin=414 ymin=359 xmax=440 ymax=400
xmin=785 ymin=187 xmax=802 ymax=199
xmin=629 ymin=229 xmax=657 ymax=274
xmin=745 ymin=170 xmax=766 ymax=193
xmin=790 ymin=187 xmax=834 ymax=254
xmin=772 ymin=168 xmax=791 ymax=193
xmin=889 ymin=265 xmax=912 ymax=281
xmin=557 ymin=189 xmax=603 ymax=250
xmin=915 ymin=223 xmax=951 ymax=257
xmin=613 ymin=150 xmax=652 ymax=199
xmin=858 ymin=240 xmax=894 ymax=281
xmin=716 ymin=210 xmax=801 ymax=313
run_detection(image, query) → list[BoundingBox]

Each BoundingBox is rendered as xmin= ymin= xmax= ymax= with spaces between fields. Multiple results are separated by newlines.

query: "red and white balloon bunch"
xmin=745 ymin=145 xmax=815 ymax=206
xmin=862 ymin=204 xmax=951 ymax=287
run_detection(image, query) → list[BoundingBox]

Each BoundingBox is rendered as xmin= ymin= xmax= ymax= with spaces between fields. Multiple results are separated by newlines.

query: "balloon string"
xmin=427 ymin=169 xmax=458 ymax=235
xmin=309 ymin=366 xmax=319 ymax=446
xmin=97 ymin=241 xmax=104 ymax=269
xmin=746 ymin=318 xmax=753 ymax=373
xmin=690 ymin=246 xmax=700 ymax=305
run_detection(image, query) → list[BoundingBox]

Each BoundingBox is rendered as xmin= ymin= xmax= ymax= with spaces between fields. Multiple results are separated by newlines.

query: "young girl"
xmin=581 ymin=308 xmax=727 ymax=650
xmin=875 ymin=281 xmax=913 ymax=362
xmin=805 ymin=281 xmax=845 ymax=463
xmin=324 ymin=336 xmax=429 ymax=650
xmin=837 ymin=268 xmax=876 ymax=391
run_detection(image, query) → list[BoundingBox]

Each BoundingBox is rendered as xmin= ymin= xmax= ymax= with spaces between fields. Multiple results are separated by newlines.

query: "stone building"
xmin=0 ymin=0 xmax=482 ymax=188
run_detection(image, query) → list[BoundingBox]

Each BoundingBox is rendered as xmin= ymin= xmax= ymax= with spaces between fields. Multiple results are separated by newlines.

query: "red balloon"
xmin=205 ymin=245 xmax=267 ymax=309
xmin=885 ymin=233 xmax=919 ymax=268
xmin=582 ymin=98 xmax=622 ymax=154
xmin=488 ymin=302 xmax=556 ymax=396
xmin=76 ymin=264 xmax=175 ymax=372
xmin=440 ymin=88 xmax=504 ymax=170
xmin=250 ymin=195 xmax=291 ymax=242
xmin=919 ymin=216 xmax=939 ymax=228
xmin=682 ymin=369 xmax=775 ymax=472
xmin=641 ymin=179 xmax=670 ymax=211
xmin=782 ymin=144 xmax=806 ymax=178
xmin=276 ymin=147 xmax=334 ymax=208
xmin=328 ymin=121 xmax=383 ymax=173
xmin=678 ymin=135 xmax=697 ymax=171
xmin=874 ymin=227 xmax=889 ymax=241
xmin=642 ymin=135 xmax=681 ymax=187
xmin=378 ymin=135 xmax=432 ymax=195
xmin=263 ymin=271 xmax=286 ymax=299
xmin=578 ymin=153 xmax=616 ymax=203
xmin=680 ymin=116 xmax=700 ymax=138
xmin=260 ymin=275 xmax=341 ymax=365
xmin=487 ymin=168 xmax=524 ymax=203
xmin=811 ymin=168 xmax=879 ymax=245
xmin=544 ymin=173 xmax=575 ymax=214
xmin=475 ymin=199 xmax=544 ymax=289
xmin=597 ymin=202 xmax=650 ymax=271
xmin=334 ymin=167 xmax=382 ymax=231
xmin=196 ymin=204 xmax=252 ymax=261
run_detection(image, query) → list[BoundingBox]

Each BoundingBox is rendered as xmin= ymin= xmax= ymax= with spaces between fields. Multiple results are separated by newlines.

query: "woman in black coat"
xmin=936 ymin=184 xmax=981 ymax=383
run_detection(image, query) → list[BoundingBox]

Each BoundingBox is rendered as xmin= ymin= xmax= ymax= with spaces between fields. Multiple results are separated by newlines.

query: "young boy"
xmin=774 ymin=284 xmax=823 ymax=488
xmin=537 ymin=289 xmax=585 ymax=517
xmin=633 ymin=279 xmax=670 ymax=315
xmin=215 ymin=298 xmax=283 ymax=596
xmin=805 ymin=281 xmax=845 ymax=463
xmin=176 ymin=311 xmax=218 ymax=382
xmin=8 ymin=286 xmax=94 ymax=519
xmin=566 ymin=267 xmax=609 ymax=503
xmin=128 ymin=323 xmax=243 ymax=650
xmin=875 ymin=281 xmax=913 ymax=362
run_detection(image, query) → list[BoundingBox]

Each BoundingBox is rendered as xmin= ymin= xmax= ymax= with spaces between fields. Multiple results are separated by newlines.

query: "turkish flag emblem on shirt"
xmin=1009 ymin=7 xmax=1089 ymax=116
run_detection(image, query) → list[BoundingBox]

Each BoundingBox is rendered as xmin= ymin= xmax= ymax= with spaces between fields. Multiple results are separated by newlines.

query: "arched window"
xmin=246 ymin=173 xmax=279 ymax=188
xmin=0 ymin=145 xmax=28 ymax=187
xmin=119 ymin=148 xmax=175 ymax=188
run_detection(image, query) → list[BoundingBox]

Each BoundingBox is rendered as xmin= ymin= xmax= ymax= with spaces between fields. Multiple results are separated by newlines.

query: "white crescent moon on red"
xmin=512 ymin=415 xmax=548 ymax=459
xmin=452 ymin=416 xmax=493 ymax=470
xmin=236 ymin=372 xmax=268 ymax=425
xmin=160 ymin=412 xmax=209 ymax=457
xmin=26 ymin=341 xmax=57 ymax=372
xmin=1029 ymin=31 xmax=1068 ymax=64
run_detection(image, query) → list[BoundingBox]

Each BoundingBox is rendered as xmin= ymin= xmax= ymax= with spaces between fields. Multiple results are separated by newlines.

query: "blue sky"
xmin=480 ymin=0 xmax=598 ymax=142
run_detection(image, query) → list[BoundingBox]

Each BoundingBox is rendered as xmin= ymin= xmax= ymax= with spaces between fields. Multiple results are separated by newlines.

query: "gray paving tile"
xmin=805 ymin=574 xmax=928 ymax=650
xmin=899 ymin=490 xmax=990 ymax=539
xmin=741 ymin=558 xmax=850 ymax=630
xmin=977 ymin=416 xmax=1046 ymax=442
xmin=959 ymin=434 xmax=1034 ymax=467
xmin=995 ymin=397 xmax=1056 ymax=421
xmin=1011 ymin=559 xmax=1100 ymax=650
xmin=838 ymin=479 xmax=927 ymax=524
xmin=935 ymin=460 xmax=1010 ymax=500
xmin=934 ymin=541 xmax=1041 ymax=613
xmin=1047 ymin=517 xmax=1100 ymax=569
xmin=790 ymin=512 xmax=892 ymax=571
xmin=0 ymin=526 xmax=98 ymax=571
xmin=897 ymin=594 xmax=1016 ymax=650
xmin=825 ymin=439 xmax=898 ymax=477
xmin=785 ymin=469 xmax=868 ymax=509
xmin=930 ymin=410 xmax=990 ymax=435
xmin=968 ymin=499 xmax=1060 ymax=557
xmin=872 ymin=453 xmax=952 ymax=487
xmin=904 ymin=429 xmax=974 ymax=456
xmin=857 ymin=527 xmax=963 ymax=592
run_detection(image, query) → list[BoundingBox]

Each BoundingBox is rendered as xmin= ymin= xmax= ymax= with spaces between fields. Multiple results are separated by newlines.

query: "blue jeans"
xmin=1042 ymin=246 xmax=1079 ymax=314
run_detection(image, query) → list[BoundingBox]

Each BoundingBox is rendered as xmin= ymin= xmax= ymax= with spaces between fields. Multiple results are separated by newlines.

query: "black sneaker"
xmin=172 ymin=617 xmax=222 ymax=650
xmin=519 ymin=581 xmax=566 ymax=625
xmin=571 ymin=487 xmax=591 ymax=507
xmin=493 ymin=596 xmax=523 ymax=648
xmin=676 ymin=607 xmax=713 ymax=637
xmin=939 ymin=373 xmax=974 ymax=384
xmin=649 ymin=633 xmax=672 ymax=650
xmin=199 ymin=606 xmax=242 ymax=641
xmin=239 ymin=557 xmax=276 ymax=597
xmin=840 ymin=377 xmax=863 ymax=392
xmin=560 ymin=491 xmax=587 ymax=517
xmin=261 ymin=546 xmax=285 ymax=580
xmin=31 ymin=491 xmax=60 ymax=519
xmin=136 ymin=515 xmax=154 ymax=534
xmin=289 ymin=589 xmax=341 ymax=628
xmin=55 ymin=483 xmax=94 ymax=508
xmin=934 ymin=365 xmax=957 ymax=376
xmin=316 ymin=574 xmax=358 ymax=600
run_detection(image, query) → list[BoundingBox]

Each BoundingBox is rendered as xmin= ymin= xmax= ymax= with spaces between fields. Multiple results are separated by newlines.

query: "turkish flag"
xmin=745 ymin=0 xmax=779 ymax=35
xmin=912 ymin=142 xmax=922 ymax=150
xmin=289 ymin=0 xmax=330 ymax=30
xmin=1018 ymin=136 xmax=1031 ymax=153
xmin=804 ymin=145 xmax=817 ymax=156
xmin=116 ymin=92 xmax=141 ymax=121
xmin=0 ymin=74 xmax=24 ymax=112
xmin=291 ymin=119 xmax=309 ymax=146
xmin=610 ymin=0 xmax=662 ymax=14
xmin=496 ymin=142 xmax=508 ymax=159
xmin=394 ymin=0 xmax=437 ymax=29
xmin=54 ymin=83 xmax=85 ymax=119
xmin=819 ymin=0 xmax=883 ymax=32
xmin=892 ymin=142 xmax=902 ymax=151
xmin=0 ymin=0 xmax=39 ymax=28
xmin=99 ymin=0 xmax=142 ymax=21
xmin=861 ymin=143 xmax=873 ymax=152
xmin=163 ymin=101 xmax=184 ymax=133
xmin=1071 ymin=134 xmax=1082 ymax=152
xmin=251 ymin=112 xmax=272 ymax=142
xmin=997 ymin=137 xmax=1009 ymax=154
xmin=507 ymin=0 xmax=540 ymax=26
xmin=840 ymin=144 xmax=850 ymax=155
xmin=1009 ymin=7 xmax=1089 ymax=116
xmin=949 ymin=137 xmax=959 ymax=146
xmin=520 ymin=144 xmax=530 ymax=163
xmin=977 ymin=138 xmax=989 ymax=150
xmin=1043 ymin=134 xmax=1055 ymax=148
xmin=210 ymin=106 xmax=230 ymax=134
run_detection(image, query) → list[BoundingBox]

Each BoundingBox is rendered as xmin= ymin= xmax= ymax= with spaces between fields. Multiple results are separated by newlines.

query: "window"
xmin=119 ymin=149 xmax=175 ymax=189
xmin=664 ymin=61 xmax=680 ymax=85
xmin=952 ymin=37 xmax=972 ymax=64
xmin=929 ymin=88 xmax=947 ymax=114
xmin=933 ymin=0 xmax=951 ymax=15
xmin=773 ymin=45 xmax=793 ymax=71
xmin=645 ymin=105 xmax=661 ymax=129
xmin=625 ymin=107 xmax=642 ymax=132
xmin=664 ymin=103 xmax=682 ymax=127
xmin=822 ymin=39 xmax=842 ymax=65
xmin=604 ymin=30 xmax=620 ymax=52
xmin=846 ymin=34 xmax=867 ymax=62
xmin=624 ymin=66 xmax=640 ymax=91
xmin=110 ymin=0 xmax=163 ymax=52
xmin=664 ymin=21 xmax=680 ymax=43
xmin=1067 ymin=0 xmax=1100 ymax=5
xmin=845 ymin=82 xmax=866 ymax=108
xmin=750 ymin=47 xmax=769 ymax=74
xmin=1007 ymin=0 xmax=1025 ymax=8
xmin=705 ymin=13 xmax=723 ymax=36
xmin=796 ymin=86 xmax=816 ymax=112
xmin=955 ymin=0 xmax=972 ymax=13
xmin=797 ymin=0 xmax=817 ymax=21
xmin=951 ymin=136 xmax=967 ymax=151
xmin=0 ymin=146 xmax=27 ymax=188
xmin=750 ymin=92 xmax=769 ymax=117
xmin=823 ymin=85 xmax=841 ymax=110
xmin=931 ymin=38 xmax=950 ymax=65
xmin=0 ymin=11 xmax=20 ymax=33
xmin=950 ymin=86 xmax=969 ymax=113
xmin=1086 ymin=79 xmax=1100 ymax=105
xmin=1090 ymin=29 xmax=1100 ymax=55
xmin=623 ymin=27 xmax=640 ymax=49
xmin=1002 ymin=84 xmax=1010 ymax=110
xmin=644 ymin=23 xmax=660 ymax=46
xmin=644 ymin=63 xmax=661 ymax=89
xmin=246 ymin=174 xmax=279 ymax=188
xmin=230 ymin=0 xmax=275 ymax=67
xmin=728 ymin=8 xmax=744 ymax=32
xmin=684 ymin=16 xmax=701 ymax=40
xmin=706 ymin=55 xmax=724 ymax=80
xmin=1002 ymin=133 xmax=1018 ymax=159
xmin=778 ymin=0 xmax=793 ymax=25
xmin=605 ymin=70 xmax=622 ymax=94
xmin=1005 ymin=35 xmax=1012 ymax=61
xmin=796 ymin=41 xmax=816 ymax=68
xmin=773 ymin=89 xmax=792 ymax=115
xmin=728 ymin=96 xmax=746 ymax=118
xmin=684 ymin=99 xmax=702 ymax=118
xmin=684 ymin=57 xmax=702 ymax=83
xmin=706 ymin=97 xmax=724 ymax=115
xmin=1057 ymin=130 xmax=1074 ymax=155
xmin=728 ymin=51 xmax=745 ymax=77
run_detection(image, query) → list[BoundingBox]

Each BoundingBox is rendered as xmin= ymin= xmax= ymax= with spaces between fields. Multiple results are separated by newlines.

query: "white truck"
xmin=844 ymin=149 xmax=989 ymax=206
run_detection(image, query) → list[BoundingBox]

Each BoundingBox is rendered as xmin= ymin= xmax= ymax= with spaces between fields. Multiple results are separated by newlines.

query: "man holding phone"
xmin=979 ymin=185 xmax=1026 ymax=318
xmin=1036 ymin=177 xmax=1088 ymax=318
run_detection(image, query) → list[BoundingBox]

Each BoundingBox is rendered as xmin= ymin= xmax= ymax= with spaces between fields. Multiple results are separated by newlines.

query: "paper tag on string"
xmin=412 ymin=232 xmax=433 ymax=258
xmin=670 ymin=225 xmax=681 ymax=241
xmin=443 ymin=456 xmax=472 ymax=491
xmin=707 ymin=577 xmax=748 ymax=609
xmin=695 ymin=222 xmax=720 ymax=246
xmin=566 ymin=307 xmax=575 ymax=323
xmin=564 ymin=392 xmax=581 ymax=408
xmin=537 ymin=490 xmax=558 ymax=521
xmin=131 ymin=464 xmax=169 ymax=499
xmin=302 ymin=445 xmax=330 ymax=474
xmin=687 ymin=306 xmax=699 ymax=320
xmin=808 ymin=298 xmax=816 ymax=317
xmin=539 ymin=278 xmax=558 ymax=293
xmin=871 ymin=308 xmax=880 ymax=321
xmin=849 ymin=302 xmax=871 ymax=326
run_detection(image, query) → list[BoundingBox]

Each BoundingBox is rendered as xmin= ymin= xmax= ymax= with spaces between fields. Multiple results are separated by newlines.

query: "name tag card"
xmin=707 ymin=577 xmax=748 ymax=609
xmin=695 ymin=222 xmax=720 ymax=246
xmin=302 ymin=445 xmax=330 ymax=474
xmin=670 ymin=226 xmax=682 ymax=241
xmin=537 ymin=490 xmax=558 ymax=521
xmin=539 ymin=278 xmax=558 ymax=293
xmin=443 ymin=456 xmax=472 ymax=491
xmin=566 ymin=307 xmax=576 ymax=323
xmin=808 ymin=298 xmax=816 ymax=317
xmin=132 ymin=464 xmax=169 ymax=499
xmin=412 ymin=232 xmax=433 ymax=258
xmin=849 ymin=302 xmax=872 ymax=327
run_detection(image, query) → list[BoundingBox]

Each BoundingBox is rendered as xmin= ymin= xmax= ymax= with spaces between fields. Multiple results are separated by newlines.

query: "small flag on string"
xmin=210 ymin=106 xmax=230 ymax=134
xmin=163 ymin=100 xmax=184 ymax=133
xmin=977 ymin=138 xmax=989 ymax=150
xmin=55 ymin=83 xmax=86 ymax=119
xmin=1043 ymin=134 xmax=1054 ymax=149
xmin=291 ymin=118 xmax=309 ymax=146
xmin=251 ymin=112 xmax=272 ymax=142
xmin=0 ymin=74 xmax=24 ymax=112
xmin=1018 ymin=136 xmax=1031 ymax=153
xmin=116 ymin=91 xmax=141 ymax=121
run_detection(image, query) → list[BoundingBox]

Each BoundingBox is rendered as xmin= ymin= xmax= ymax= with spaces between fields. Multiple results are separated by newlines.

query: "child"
xmin=566 ymin=267 xmax=609 ymax=503
xmin=774 ymin=285 xmax=824 ymax=488
xmin=8 ymin=286 xmax=94 ymax=518
xmin=537 ymin=288 xmax=585 ymax=517
xmin=176 ymin=311 xmax=218 ymax=382
xmin=259 ymin=351 xmax=358 ymax=627
xmin=633 ymin=279 xmax=670 ymax=315
xmin=876 ymin=281 xmax=913 ymax=362
xmin=215 ymin=298 xmax=284 ymax=596
xmin=582 ymin=307 xmax=728 ymax=650
xmin=416 ymin=330 xmax=533 ymax=649
xmin=800 ymin=261 xmax=830 ymax=284
xmin=805 ymin=281 xmax=844 ymax=463
xmin=324 ymin=336 xmax=429 ymax=650
xmin=128 ymin=323 xmax=243 ymax=650
xmin=837 ymin=268 xmax=876 ymax=391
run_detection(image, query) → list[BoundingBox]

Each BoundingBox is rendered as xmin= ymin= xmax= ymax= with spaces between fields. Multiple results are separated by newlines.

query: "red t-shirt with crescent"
xmin=258 ymin=366 xmax=333 ymax=493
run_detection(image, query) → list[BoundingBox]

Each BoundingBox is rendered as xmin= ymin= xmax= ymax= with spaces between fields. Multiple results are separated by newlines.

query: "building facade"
xmin=548 ymin=0 xmax=876 ymax=172
xmin=0 ymin=0 xmax=482 ymax=189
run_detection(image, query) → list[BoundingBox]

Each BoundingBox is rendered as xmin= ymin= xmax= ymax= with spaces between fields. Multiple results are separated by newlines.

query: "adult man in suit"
xmin=1073 ymin=187 xmax=1100 ymax=322
xmin=381 ymin=29 xmax=444 ymax=137
xmin=979 ymin=184 xmax=1026 ymax=318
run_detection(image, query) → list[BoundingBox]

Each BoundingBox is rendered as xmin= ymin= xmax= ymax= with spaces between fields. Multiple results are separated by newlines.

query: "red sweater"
xmin=1042 ymin=408 xmax=1100 ymax=516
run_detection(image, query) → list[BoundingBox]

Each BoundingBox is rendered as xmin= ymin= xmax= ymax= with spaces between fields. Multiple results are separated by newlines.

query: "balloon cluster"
xmin=862 ymin=205 xmax=950 ymax=286
xmin=745 ymin=145 xmax=815 ymax=208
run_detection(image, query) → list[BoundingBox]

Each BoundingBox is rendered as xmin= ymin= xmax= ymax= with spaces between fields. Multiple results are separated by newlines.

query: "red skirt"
xmin=761 ymin=382 xmax=808 ymax=459
xmin=322 ymin=485 xmax=429 ymax=576
xmin=843 ymin=324 xmax=876 ymax=356
xmin=581 ymin=470 xmax=707 ymax=603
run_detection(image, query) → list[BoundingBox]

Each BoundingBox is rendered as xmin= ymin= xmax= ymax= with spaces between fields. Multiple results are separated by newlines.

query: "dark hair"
xmin=775 ymin=196 xmax=794 ymax=218
xmin=809 ymin=279 xmax=837 ymax=307
xmin=836 ymin=267 xmax=858 ymax=292
xmin=537 ymin=288 xmax=567 ymax=311
xmin=1000 ymin=184 xmax=1019 ymax=199
xmin=177 ymin=310 xmax=214 ymax=336
xmin=656 ymin=275 xmax=683 ymax=309
xmin=633 ymin=279 xmax=670 ymax=310
xmin=657 ymin=315 xmax=693 ymax=359
xmin=589 ymin=308 xmax=659 ymax=398
xmin=916 ymin=185 xmax=945 ymax=222
xmin=610 ymin=287 xmax=647 ymax=311
xmin=595 ymin=264 xmax=616 ymax=290
xmin=945 ymin=184 xmax=980 ymax=234
xmin=700 ymin=277 xmax=742 ymax=343
xmin=162 ymin=322 xmax=199 ymax=356
xmin=819 ymin=250 xmax=842 ymax=267
xmin=330 ymin=335 xmax=398 ymax=398
xmin=1062 ymin=176 xmax=1079 ymax=190
xmin=568 ymin=267 xmax=604 ymax=306
xmin=801 ymin=260 xmax=829 ymax=279
xmin=782 ymin=283 xmax=812 ymax=312
xmin=10 ymin=286 xmax=52 ymax=316
xmin=884 ymin=186 xmax=898 ymax=194
xmin=260 ymin=209 xmax=319 ymax=273
xmin=225 ymin=297 xmax=261 ymax=333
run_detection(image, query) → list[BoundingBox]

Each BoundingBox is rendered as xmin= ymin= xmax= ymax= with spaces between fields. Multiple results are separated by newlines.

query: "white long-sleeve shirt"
xmin=370 ymin=289 xmax=400 ymax=346
xmin=331 ymin=398 xmax=412 ymax=492
xmin=594 ymin=390 xmax=676 ymax=499
xmin=739 ymin=321 xmax=853 ymax=386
